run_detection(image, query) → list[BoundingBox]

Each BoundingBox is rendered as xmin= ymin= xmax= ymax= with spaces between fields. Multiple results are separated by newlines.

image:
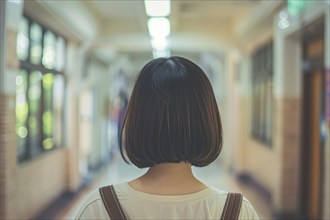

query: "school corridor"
xmin=0 ymin=0 xmax=329 ymax=219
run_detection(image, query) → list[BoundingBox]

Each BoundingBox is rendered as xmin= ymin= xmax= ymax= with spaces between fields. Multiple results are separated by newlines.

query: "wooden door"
xmin=309 ymin=70 xmax=322 ymax=219
xmin=300 ymin=18 xmax=325 ymax=220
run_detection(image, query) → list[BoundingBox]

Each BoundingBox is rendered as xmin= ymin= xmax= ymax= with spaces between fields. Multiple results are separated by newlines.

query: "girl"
xmin=75 ymin=56 xmax=258 ymax=220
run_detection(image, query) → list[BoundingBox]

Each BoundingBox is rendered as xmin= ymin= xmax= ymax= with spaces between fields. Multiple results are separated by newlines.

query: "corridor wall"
xmin=225 ymin=2 xmax=330 ymax=219
xmin=0 ymin=1 xmax=111 ymax=219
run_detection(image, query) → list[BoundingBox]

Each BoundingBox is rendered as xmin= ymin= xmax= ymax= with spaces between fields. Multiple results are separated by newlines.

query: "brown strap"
xmin=220 ymin=193 xmax=243 ymax=220
xmin=99 ymin=185 xmax=127 ymax=220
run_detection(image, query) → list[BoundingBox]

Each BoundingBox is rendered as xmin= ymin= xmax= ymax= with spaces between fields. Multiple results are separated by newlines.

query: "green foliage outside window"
xmin=16 ymin=18 xmax=29 ymax=61
xmin=16 ymin=70 xmax=29 ymax=159
xmin=30 ymin=23 xmax=42 ymax=64
xmin=15 ymin=15 xmax=65 ymax=162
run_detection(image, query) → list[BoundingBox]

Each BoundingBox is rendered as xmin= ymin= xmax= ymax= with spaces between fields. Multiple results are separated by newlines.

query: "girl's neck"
xmin=128 ymin=162 xmax=207 ymax=195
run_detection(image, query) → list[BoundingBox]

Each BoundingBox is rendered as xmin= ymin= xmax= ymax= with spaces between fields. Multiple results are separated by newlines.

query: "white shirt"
xmin=75 ymin=182 xmax=259 ymax=220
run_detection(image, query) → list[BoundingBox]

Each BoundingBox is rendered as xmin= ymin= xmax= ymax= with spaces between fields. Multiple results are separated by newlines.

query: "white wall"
xmin=86 ymin=56 xmax=111 ymax=169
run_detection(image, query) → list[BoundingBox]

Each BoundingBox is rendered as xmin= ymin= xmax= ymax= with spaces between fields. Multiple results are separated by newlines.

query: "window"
xmin=251 ymin=42 xmax=273 ymax=146
xmin=16 ymin=16 xmax=66 ymax=162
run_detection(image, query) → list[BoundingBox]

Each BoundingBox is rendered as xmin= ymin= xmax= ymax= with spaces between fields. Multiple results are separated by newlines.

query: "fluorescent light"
xmin=151 ymin=38 xmax=168 ymax=51
xmin=279 ymin=10 xmax=289 ymax=20
xmin=153 ymin=49 xmax=170 ymax=58
xmin=278 ymin=19 xmax=290 ymax=29
xmin=148 ymin=17 xmax=170 ymax=38
xmin=145 ymin=0 xmax=170 ymax=17
xmin=278 ymin=10 xmax=290 ymax=30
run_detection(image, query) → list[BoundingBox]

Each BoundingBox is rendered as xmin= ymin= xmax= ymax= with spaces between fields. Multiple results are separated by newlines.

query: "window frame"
xmin=251 ymin=41 xmax=274 ymax=146
xmin=16 ymin=14 xmax=67 ymax=162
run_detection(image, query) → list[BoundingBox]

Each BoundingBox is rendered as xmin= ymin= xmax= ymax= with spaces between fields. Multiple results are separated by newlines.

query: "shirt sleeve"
xmin=74 ymin=190 xmax=110 ymax=220
xmin=238 ymin=197 xmax=259 ymax=220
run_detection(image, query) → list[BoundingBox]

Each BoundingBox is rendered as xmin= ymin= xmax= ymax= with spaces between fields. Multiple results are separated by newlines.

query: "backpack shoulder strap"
xmin=99 ymin=185 xmax=127 ymax=220
xmin=220 ymin=192 xmax=243 ymax=220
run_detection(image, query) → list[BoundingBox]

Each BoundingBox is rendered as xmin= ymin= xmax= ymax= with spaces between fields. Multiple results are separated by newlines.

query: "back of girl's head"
xmin=120 ymin=56 xmax=222 ymax=168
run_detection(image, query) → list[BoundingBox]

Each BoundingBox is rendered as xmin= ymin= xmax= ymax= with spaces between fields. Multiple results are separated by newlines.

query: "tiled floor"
xmin=63 ymin=156 xmax=273 ymax=219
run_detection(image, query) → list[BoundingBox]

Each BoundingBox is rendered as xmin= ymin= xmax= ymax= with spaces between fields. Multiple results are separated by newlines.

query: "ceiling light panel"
xmin=148 ymin=17 xmax=170 ymax=38
xmin=153 ymin=49 xmax=170 ymax=58
xmin=151 ymin=38 xmax=168 ymax=51
xmin=145 ymin=0 xmax=170 ymax=17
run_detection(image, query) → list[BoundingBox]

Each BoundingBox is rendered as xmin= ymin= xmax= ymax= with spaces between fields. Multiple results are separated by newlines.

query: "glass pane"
xmin=53 ymin=75 xmax=65 ymax=147
xmin=28 ymin=71 xmax=42 ymax=156
xmin=266 ymin=78 xmax=273 ymax=145
xmin=30 ymin=23 xmax=42 ymax=64
xmin=259 ymin=82 xmax=265 ymax=140
xmin=42 ymin=73 xmax=54 ymax=150
xmin=270 ymin=45 xmax=273 ymax=74
xmin=42 ymin=32 xmax=56 ymax=69
xmin=16 ymin=70 xmax=29 ymax=160
xmin=56 ymin=37 xmax=65 ymax=71
xmin=252 ymin=84 xmax=257 ymax=136
xmin=16 ymin=18 xmax=29 ymax=61
xmin=256 ymin=82 xmax=261 ymax=136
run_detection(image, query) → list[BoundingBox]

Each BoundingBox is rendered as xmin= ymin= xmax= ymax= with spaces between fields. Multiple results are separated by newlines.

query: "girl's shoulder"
xmin=208 ymin=187 xmax=259 ymax=220
xmin=74 ymin=189 xmax=108 ymax=220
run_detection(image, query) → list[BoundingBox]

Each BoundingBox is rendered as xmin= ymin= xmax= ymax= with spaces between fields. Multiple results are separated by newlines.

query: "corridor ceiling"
xmin=25 ymin=0 xmax=283 ymax=61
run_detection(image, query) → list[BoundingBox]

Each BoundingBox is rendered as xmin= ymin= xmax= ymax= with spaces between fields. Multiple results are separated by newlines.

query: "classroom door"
xmin=300 ymin=18 xmax=325 ymax=220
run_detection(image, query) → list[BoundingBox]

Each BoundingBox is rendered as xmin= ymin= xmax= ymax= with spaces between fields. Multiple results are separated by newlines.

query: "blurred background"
xmin=0 ymin=0 xmax=329 ymax=219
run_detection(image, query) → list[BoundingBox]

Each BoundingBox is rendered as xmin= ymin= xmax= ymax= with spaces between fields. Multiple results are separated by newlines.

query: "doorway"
xmin=300 ymin=17 xmax=325 ymax=220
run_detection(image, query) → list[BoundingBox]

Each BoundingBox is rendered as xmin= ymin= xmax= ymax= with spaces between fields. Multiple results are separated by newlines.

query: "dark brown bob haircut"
xmin=119 ymin=56 xmax=222 ymax=168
